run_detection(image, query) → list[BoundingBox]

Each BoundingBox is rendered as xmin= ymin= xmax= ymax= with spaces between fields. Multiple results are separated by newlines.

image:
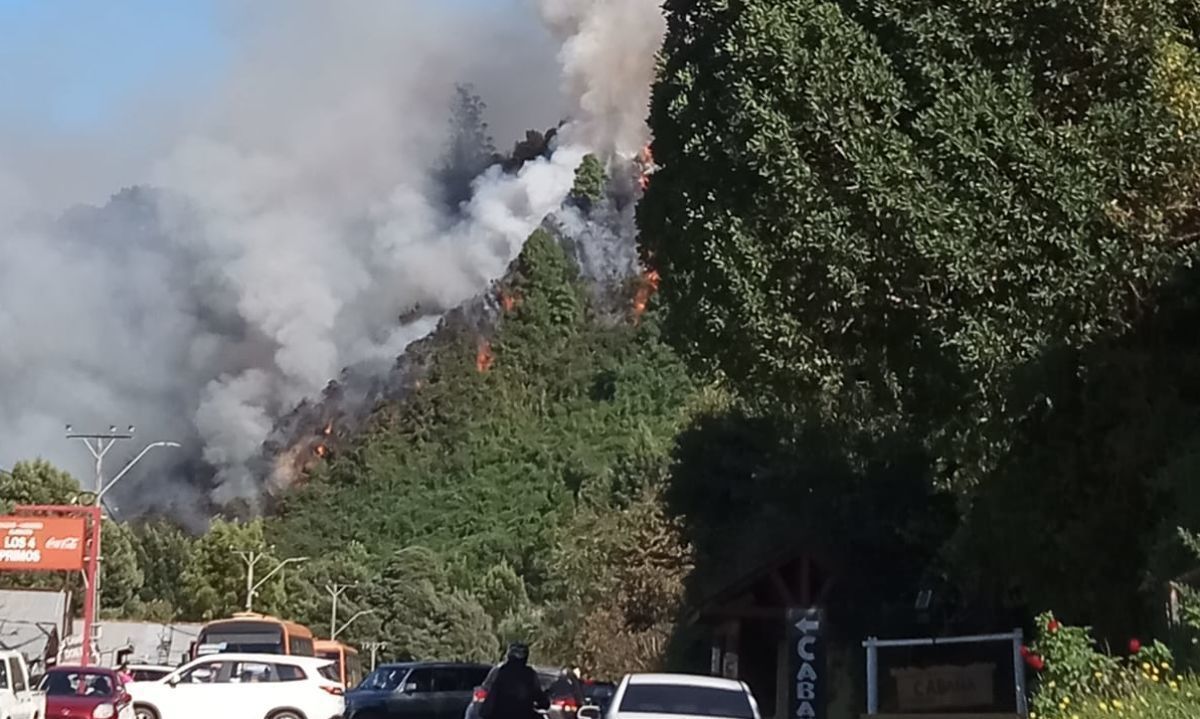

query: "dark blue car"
xmin=347 ymin=662 xmax=491 ymax=719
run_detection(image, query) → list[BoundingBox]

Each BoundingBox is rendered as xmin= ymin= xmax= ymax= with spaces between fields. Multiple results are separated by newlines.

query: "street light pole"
xmin=66 ymin=425 xmax=180 ymax=652
xmin=333 ymin=609 xmax=376 ymax=641
xmin=326 ymin=583 xmax=352 ymax=639
xmin=238 ymin=552 xmax=308 ymax=612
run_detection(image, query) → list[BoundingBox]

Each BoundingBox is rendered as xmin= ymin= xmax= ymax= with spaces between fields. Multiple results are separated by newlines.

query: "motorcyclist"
xmin=548 ymin=666 xmax=585 ymax=714
xmin=480 ymin=642 xmax=549 ymax=719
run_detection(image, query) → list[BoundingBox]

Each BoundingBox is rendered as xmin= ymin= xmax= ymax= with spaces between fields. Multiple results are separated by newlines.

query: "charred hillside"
xmin=259 ymin=151 xmax=660 ymax=502
xmin=263 ymin=159 xmax=693 ymax=584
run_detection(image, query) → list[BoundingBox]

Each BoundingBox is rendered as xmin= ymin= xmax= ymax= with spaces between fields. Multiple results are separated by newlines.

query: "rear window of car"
xmin=40 ymin=671 xmax=118 ymax=697
xmin=619 ymin=684 xmax=755 ymax=718
xmin=317 ymin=663 xmax=340 ymax=683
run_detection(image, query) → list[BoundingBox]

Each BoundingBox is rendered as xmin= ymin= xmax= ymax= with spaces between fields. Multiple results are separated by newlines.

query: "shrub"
xmin=1030 ymin=612 xmax=1200 ymax=718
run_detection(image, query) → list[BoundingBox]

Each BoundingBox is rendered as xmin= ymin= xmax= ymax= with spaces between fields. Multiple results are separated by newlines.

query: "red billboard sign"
xmin=0 ymin=516 xmax=86 ymax=571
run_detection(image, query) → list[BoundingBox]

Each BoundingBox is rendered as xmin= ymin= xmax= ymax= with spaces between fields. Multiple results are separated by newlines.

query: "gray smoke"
xmin=537 ymin=0 xmax=666 ymax=157
xmin=0 ymin=0 xmax=663 ymax=516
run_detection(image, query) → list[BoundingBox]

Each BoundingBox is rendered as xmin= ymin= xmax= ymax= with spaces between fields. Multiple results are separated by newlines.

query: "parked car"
xmin=124 ymin=652 xmax=344 ymax=719
xmin=0 ymin=650 xmax=45 ymax=719
xmin=39 ymin=666 xmax=134 ymax=719
xmin=126 ymin=666 xmax=173 ymax=683
xmin=347 ymin=662 xmax=491 ymax=719
xmin=462 ymin=665 xmax=558 ymax=719
xmin=606 ymin=673 xmax=762 ymax=719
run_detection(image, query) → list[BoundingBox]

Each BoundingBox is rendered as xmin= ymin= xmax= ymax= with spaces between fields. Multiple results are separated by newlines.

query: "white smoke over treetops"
xmin=538 ymin=0 xmax=667 ymax=156
xmin=0 ymin=0 xmax=665 ymax=516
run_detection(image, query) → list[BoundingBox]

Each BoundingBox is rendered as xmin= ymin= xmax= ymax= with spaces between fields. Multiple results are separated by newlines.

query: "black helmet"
xmin=506 ymin=642 xmax=529 ymax=662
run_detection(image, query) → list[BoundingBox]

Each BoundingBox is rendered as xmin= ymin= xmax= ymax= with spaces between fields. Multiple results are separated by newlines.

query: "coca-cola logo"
xmin=45 ymin=536 xmax=80 ymax=550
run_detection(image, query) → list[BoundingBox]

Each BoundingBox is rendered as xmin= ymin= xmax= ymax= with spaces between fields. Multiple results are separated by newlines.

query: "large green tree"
xmin=639 ymin=0 xmax=1200 ymax=486
xmin=180 ymin=519 xmax=293 ymax=620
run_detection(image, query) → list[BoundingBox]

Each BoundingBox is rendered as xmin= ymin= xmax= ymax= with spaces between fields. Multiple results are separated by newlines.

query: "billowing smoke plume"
xmin=538 ymin=0 xmax=667 ymax=157
xmin=0 ymin=0 xmax=664 ymax=517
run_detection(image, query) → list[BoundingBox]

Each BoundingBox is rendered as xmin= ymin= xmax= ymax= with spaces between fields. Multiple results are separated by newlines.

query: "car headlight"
xmin=93 ymin=704 xmax=116 ymax=719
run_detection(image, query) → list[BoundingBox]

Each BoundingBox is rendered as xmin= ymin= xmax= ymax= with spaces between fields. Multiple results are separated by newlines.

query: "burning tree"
xmin=436 ymin=84 xmax=498 ymax=211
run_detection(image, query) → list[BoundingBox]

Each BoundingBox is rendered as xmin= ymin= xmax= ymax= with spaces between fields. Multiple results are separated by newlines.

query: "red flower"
xmin=1047 ymin=619 xmax=1061 ymax=634
xmin=1020 ymin=644 xmax=1032 ymax=658
xmin=1025 ymin=655 xmax=1046 ymax=672
xmin=1129 ymin=638 xmax=1142 ymax=654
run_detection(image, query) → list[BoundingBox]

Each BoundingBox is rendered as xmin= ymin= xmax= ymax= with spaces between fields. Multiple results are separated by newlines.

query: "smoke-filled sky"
xmin=0 ymin=0 xmax=561 ymax=213
xmin=0 ymin=0 xmax=664 ymax=521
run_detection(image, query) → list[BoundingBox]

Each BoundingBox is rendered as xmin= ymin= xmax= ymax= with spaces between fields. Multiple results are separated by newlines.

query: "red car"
xmin=38 ymin=666 xmax=133 ymax=719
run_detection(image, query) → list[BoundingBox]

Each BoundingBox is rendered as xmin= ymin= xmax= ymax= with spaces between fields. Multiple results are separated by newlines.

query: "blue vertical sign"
xmin=788 ymin=607 xmax=825 ymax=719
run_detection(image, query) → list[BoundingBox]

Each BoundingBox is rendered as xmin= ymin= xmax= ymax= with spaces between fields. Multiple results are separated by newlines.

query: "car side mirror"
xmin=578 ymin=706 xmax=602 ymax=719
xmin=166 ymin=676 xmax=180 ymax=687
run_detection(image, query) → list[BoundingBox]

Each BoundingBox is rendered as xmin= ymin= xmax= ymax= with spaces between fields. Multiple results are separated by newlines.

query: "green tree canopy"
xmin=639 ymin=0 xmax=1200 ymax=486
xmin=180 ymin=518 xmax=292 ymax=620
xmin=0 ymin=459 xmax=83 ymax=509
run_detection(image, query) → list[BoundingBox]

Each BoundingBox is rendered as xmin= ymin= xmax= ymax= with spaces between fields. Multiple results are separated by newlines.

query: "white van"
xmin=0 ymin=650 xmax=46 ymax=719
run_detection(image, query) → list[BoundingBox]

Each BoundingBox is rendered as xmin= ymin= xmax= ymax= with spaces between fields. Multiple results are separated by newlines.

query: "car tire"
xmin=134 ymin=705 xmax=160 ymax=719
xmin=267 ymin=710 xmax=306 ymax=719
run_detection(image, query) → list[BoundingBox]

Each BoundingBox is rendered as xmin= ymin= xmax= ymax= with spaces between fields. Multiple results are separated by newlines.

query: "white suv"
xmin=604 ymin=673 xmax=761 ymax=719
xmin=126 ymin=653 xmax=344 ymax=719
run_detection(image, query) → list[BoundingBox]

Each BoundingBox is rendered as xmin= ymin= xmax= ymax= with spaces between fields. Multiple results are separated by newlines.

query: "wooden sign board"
xmin=890 ymin=663 xmax=995 ymax=712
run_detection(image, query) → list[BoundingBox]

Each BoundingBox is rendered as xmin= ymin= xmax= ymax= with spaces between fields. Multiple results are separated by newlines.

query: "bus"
xmin=193 ymin=612 xmax=316 ymax=658
xmin=314 ymin=639 xmax=363 ymax=688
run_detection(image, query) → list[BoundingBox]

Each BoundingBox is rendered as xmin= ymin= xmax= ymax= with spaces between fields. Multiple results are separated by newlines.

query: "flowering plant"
xmin=1029 ymin=611 xmax=1199 ymax=718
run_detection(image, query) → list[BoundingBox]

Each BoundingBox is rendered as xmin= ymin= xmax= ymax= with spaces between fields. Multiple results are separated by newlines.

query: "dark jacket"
xmin=480 ymin=659 xmax=549 ymax=719
xmin=548 ymin=674 xmax=584 ymax=706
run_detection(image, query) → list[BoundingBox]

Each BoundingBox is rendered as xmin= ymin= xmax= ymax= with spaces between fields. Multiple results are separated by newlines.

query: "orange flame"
xmin=314 ymin=444 xmax=329 ymax=458
xmin=476 ymin=340 xmax=494 ymax=372
xmin=637 ymin=144 xmax=655 ymax=191
xmin=322 ymin=422 xmax=333 ymax=437
xmin=632 ymin=269 xmax=662 ymax=324
xmin=499 ymin=289 xmax=518 ymax=313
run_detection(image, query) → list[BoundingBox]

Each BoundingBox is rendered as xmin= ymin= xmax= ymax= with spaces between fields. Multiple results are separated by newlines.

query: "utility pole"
xmin=362 ymin=641 xmax=388 ymax=671
xmin=66 ymin=425 xmax=180 ymax=646
xmin=237 ymin=551 xmax=308 ymax=612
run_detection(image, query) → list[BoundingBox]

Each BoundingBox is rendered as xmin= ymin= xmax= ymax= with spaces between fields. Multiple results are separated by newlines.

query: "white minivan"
xmin=0 ymin=650 xmax=46 ymax=719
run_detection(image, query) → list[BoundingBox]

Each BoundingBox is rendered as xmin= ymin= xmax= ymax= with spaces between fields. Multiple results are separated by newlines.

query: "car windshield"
xmin=586 ymin=684 xmax=615 ymax=701
xmin=40 ymin=671 xmax=117 ymax=697
xmin=619 ymin=684 xmax=755 ymax=719
xmin=358 ymin=667 xmax=408 ymax=691
xmin=200 ymin=633 xmax=281 ymax=654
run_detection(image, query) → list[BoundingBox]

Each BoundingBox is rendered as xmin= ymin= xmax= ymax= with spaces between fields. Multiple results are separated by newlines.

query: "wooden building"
xmin=692 ymin=546 xmax=850 ymax=719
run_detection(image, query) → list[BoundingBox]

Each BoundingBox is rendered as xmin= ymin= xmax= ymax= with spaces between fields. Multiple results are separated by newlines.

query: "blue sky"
xmin=0 ymin=0 xmax=227 ymax=132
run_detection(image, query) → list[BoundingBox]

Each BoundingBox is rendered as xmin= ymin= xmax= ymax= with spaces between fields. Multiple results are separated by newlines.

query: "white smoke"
xmin=537 ymin=0 xmax=667 ymax=156
xmin=0 ymin=0 xmax=663 ymax=513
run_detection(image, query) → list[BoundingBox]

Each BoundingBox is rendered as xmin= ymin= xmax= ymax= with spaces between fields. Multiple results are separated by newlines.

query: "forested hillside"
xmin=2 ymin=189 xmax=701 ymax=672
xmin=9 ymin=3 xmax=1200 ymax=700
